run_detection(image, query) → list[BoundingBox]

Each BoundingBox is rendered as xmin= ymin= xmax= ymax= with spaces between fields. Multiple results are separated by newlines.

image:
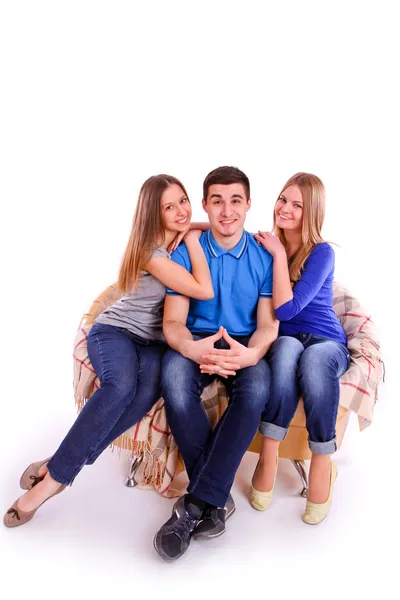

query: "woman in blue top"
xmin=251 ymin=172 xmax=350 ymax=525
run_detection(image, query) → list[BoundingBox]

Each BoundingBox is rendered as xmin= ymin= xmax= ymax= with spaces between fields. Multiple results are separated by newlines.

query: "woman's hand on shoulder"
xmin=184 ymin=229 xmax=203 ymax=242
xmin=167 ymin=223 xmax=208 ymax=254
xmin=254 ymin=231 xmax=286 ymax=258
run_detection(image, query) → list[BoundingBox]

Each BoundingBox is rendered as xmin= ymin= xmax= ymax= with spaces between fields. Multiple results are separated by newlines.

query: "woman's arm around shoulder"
xmin=144 ymin=231 xmax=214 ymax=301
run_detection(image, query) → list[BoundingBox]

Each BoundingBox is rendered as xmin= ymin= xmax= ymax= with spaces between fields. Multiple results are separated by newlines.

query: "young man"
xmin=154 ymin=166 xmax=278 ymax=562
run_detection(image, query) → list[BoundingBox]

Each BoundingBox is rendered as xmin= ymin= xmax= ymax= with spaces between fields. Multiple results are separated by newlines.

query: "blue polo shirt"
xmin=166 ymin=230 xmax=273 ymax=336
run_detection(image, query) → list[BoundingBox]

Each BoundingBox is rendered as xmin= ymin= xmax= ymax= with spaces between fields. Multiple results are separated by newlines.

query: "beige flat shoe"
xmin=3 ymin=484 xmax=66 ymax=528
xmin=20 ymin=457 xmax=52 ymax=490
xmin=302 ymin=461 xmax=337 ymax=525
xmin=250 ymin=457 xmax=278 ymax=511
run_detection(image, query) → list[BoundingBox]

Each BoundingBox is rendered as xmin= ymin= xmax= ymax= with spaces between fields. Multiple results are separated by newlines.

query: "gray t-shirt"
xmin=96 ymin=247 xmax=170 ymax=341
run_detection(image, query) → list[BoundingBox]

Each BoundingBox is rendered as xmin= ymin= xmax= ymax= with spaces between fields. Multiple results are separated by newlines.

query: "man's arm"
xmin=163 ymin=295 xmax=193 ymax=356
xmin=247 ymin=297 xmax=279 ymax=363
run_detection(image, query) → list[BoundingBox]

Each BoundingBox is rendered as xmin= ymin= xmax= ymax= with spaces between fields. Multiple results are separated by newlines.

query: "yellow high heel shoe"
xmin=250 ymin=457 xmax=278 ymax=511
xmin=302 ymin=461 xmax=337 ymax=525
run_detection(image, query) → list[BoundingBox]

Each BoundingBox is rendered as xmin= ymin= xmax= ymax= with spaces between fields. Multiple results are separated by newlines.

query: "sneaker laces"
xmin=174 ymin=512 xmax=198 ymax=539
xmin=201 ymin=505 xmax=221 ymax=522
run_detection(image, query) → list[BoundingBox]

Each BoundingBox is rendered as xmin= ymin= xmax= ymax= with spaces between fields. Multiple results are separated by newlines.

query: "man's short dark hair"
xmin=203 ymin=166 xmax=250 ymax=202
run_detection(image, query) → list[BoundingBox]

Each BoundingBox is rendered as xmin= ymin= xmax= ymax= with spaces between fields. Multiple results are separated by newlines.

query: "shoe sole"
xmin=301 ymin=515 xmax=328 ymax=525
xmin=192 ymin=504 xmax=236 ymax=541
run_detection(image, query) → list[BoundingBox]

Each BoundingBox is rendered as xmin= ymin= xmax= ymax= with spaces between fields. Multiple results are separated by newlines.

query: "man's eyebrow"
xmin=209 ymin=193 xmax=245 ymax=200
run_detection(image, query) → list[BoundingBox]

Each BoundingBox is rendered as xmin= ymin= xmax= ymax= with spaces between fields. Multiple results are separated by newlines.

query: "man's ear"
xmin=246 ymin=197 xmax=252 ymax=212
xmin=202 ymin=198 xmax=208 ymax=213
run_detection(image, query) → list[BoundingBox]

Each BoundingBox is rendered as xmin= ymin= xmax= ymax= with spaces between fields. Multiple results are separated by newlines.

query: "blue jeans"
xmin=47 ymin=324 xmax=165 ymax=485
xmin=161 ymin=336 xmax=271 ymax=508
xmin=260 ymin=334 xmax=350 ymax=455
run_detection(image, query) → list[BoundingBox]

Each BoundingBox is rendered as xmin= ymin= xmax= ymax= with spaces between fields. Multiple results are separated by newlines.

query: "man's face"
xmin=202 ymin=183 xmax=251 ymax=238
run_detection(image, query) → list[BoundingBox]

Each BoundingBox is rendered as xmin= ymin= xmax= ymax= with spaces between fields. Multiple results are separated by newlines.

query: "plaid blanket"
xmin=73 ymin=282 xmax=383 ymax=498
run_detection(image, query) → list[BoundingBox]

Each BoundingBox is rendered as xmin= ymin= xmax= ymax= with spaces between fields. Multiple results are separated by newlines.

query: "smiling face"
xmin=274 ymin=184 xmax=303 ymax=233
xmin=161 ymin=183 xmax=192 ymax=232
xmin=202 ymin=183 xmax=250 ymax=240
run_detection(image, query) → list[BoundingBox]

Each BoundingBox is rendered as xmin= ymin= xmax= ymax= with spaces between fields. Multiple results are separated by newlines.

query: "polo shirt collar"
xmin=206 ymin=229 xmax=248 ymax=259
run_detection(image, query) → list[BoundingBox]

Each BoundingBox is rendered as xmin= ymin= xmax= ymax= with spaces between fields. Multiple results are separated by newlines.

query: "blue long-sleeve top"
xmin=275 ymin=242 xmax=346 ymax=344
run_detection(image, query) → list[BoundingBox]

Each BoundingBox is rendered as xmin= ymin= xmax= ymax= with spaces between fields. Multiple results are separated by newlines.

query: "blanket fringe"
xmin=110 ymin=435 xmax=147 ymax=454
xmin=141 ymin=453 xmax=166 ymax=489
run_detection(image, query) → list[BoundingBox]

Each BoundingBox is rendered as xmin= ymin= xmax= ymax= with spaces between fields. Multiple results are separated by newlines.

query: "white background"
xmin=0 ymin=1 xmax=398 ymax=599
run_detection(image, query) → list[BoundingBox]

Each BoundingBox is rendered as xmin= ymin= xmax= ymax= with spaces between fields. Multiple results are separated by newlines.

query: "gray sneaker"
xmin=153 ymin=495 xmax=202 ymax=562
xmin=193 ymin=493 xmax=236 ymax=540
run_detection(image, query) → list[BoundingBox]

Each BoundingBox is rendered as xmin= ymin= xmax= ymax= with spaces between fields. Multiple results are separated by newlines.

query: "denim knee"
xmin=102 ymin=378 xmax=136 ymax=401
xmin=298 ymin=342 xmax=347 ymax=402
xmin=268 ymin=336 xmax=304 ymax=376
xmin=233 ymin=359 xmax=271 ymax=413
xmin=162 ymin=350 xmax=198 ymax=411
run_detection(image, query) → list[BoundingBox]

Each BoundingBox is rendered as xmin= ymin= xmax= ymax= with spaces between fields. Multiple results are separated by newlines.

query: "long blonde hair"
xmin=273 ymin=172 xmax=325 ymax=283
xmin=118 ymin=174 xmax=189 ymax=293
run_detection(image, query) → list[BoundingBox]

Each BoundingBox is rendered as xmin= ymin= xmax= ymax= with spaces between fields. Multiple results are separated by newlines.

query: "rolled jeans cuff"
xmin=259 ymin=421 xmax=288 ymax=441
xmin=308 ymin=437 xmax=337 ymax=455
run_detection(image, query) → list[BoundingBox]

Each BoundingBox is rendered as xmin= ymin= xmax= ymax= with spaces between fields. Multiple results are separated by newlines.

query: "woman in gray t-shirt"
xmin=5 ymin=174 xmax=214 ymax=528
